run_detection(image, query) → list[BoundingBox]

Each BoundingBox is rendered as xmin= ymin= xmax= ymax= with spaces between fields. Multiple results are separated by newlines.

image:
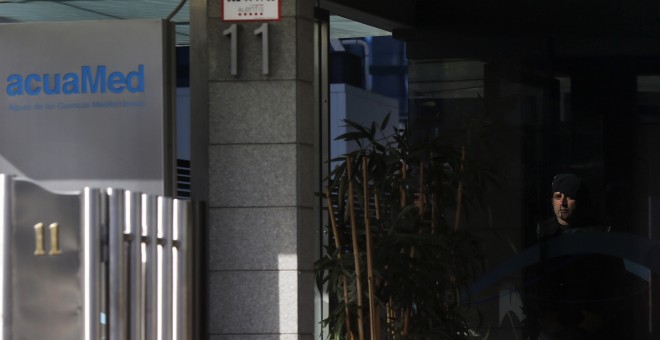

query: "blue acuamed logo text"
xmin=5 ymin=65 xmax=145 ymax=96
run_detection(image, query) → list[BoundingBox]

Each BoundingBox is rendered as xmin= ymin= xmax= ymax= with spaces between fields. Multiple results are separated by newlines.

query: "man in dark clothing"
xmin=529 ymin=174 xmax=623 ymax=340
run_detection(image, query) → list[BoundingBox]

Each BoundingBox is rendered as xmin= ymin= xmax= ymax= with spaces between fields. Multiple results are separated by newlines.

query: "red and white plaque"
xmin=222 ymin=0 xmax=281 ymax=22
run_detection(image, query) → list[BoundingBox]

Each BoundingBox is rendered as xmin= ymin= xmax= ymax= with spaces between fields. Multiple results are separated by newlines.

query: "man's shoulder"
xmin=536 ymin=217 xmax=610 ymax=241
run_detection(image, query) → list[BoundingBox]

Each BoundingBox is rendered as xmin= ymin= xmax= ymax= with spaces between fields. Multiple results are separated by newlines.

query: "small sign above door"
xmin=222 ymin=0 xmax=281 ymax=22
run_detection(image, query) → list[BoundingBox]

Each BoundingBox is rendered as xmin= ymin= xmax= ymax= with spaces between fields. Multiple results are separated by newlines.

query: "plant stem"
xmin=401 ymin=161 xmax=411 ymax=337
xmin=374 ymin=191 xmax=383 ymax=340
xmin=419 ymin=161 xmax=425 ymax=218
xmin=454 ymin=144 xmax=466 ymax=231
xmin=431 ymin=192 xmax=437 ymax=234
xmin=455 ymin=128 xmax=472 ymax=231
xmin=362 ymin=157 xmax=377 ymax=340
xmin=347 ymin=156 xmax=365 ymax=340
xmin=387 ymin=298 xmax=395 ymax=339
xmin=325 ymin=187 xmax=353 ymax=339
xmin=400 ymin=162 xmax=407 ymax=207
xmin=374 ymin=191 xmax=381 ymax=221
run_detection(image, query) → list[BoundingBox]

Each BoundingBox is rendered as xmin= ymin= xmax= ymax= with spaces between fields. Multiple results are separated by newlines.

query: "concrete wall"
xmin=191 ymin=0 xmax=318 ymax=338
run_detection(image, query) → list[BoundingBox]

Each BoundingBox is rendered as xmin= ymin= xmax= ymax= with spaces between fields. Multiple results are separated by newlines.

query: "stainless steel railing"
xmin=1 ymin=174 xmax=194 ymax=340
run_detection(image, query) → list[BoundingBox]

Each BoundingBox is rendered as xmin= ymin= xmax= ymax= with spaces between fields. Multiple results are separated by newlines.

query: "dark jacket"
xmin=526 ymin=218 xmax=624 ymax=340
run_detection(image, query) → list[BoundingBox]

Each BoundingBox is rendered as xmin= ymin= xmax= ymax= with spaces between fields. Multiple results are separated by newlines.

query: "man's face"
xmin=553 ymin=192 xmax=577 ymax=225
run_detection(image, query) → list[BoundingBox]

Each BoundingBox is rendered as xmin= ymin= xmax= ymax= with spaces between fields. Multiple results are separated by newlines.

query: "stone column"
xmin=191 ymin=0 xmax=317 ymax=338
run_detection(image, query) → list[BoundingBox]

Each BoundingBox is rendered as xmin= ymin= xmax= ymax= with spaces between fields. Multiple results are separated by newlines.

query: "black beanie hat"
xmin=552 ymin=173 xmax=581 ymax=199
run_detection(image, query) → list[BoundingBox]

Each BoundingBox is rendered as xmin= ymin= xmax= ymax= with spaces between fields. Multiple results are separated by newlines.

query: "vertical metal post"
xmin=157 ymin=197 xmax=173 ymax=340
xmin=83 ymin=187 xmax=103 ymax=340
xmin=314 ymin=8 xmax=331 ymax=340
xmin=108 ymin=188 xmax=127 ymax=340
xmin=126 ymin=191 xmax=143 ymax=340
xmin=173 ymin=199 xmax=192 ymax=340
xmin=142 ymin=194 xmax=158 ymax=340
xmin=0 ymin=175 xmax=12 ymax=340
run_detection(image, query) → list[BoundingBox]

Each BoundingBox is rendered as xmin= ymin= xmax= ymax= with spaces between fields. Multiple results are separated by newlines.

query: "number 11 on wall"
xmin=223 ymin=23 xmax=270 ymax=76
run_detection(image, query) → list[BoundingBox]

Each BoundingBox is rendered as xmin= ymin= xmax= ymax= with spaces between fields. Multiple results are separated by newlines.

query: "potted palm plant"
xmin=315 ymin=114 xmax=499 ymax=339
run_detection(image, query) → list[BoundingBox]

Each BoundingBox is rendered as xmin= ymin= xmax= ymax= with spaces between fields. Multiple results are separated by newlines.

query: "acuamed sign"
xmin=222 ymin=0 xmax=281 ymax=21
xmin=5 ymin=65 xmax=145 ymax=96
xmin=0 ymin=20 xmax=175 ymax=195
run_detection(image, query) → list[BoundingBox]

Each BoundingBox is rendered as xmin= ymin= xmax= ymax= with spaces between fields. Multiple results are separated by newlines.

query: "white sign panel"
xmin=0 ymin=20 xmax=174 ymax=195
xmin=222 ymin=0 xmax=281 ymax=22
